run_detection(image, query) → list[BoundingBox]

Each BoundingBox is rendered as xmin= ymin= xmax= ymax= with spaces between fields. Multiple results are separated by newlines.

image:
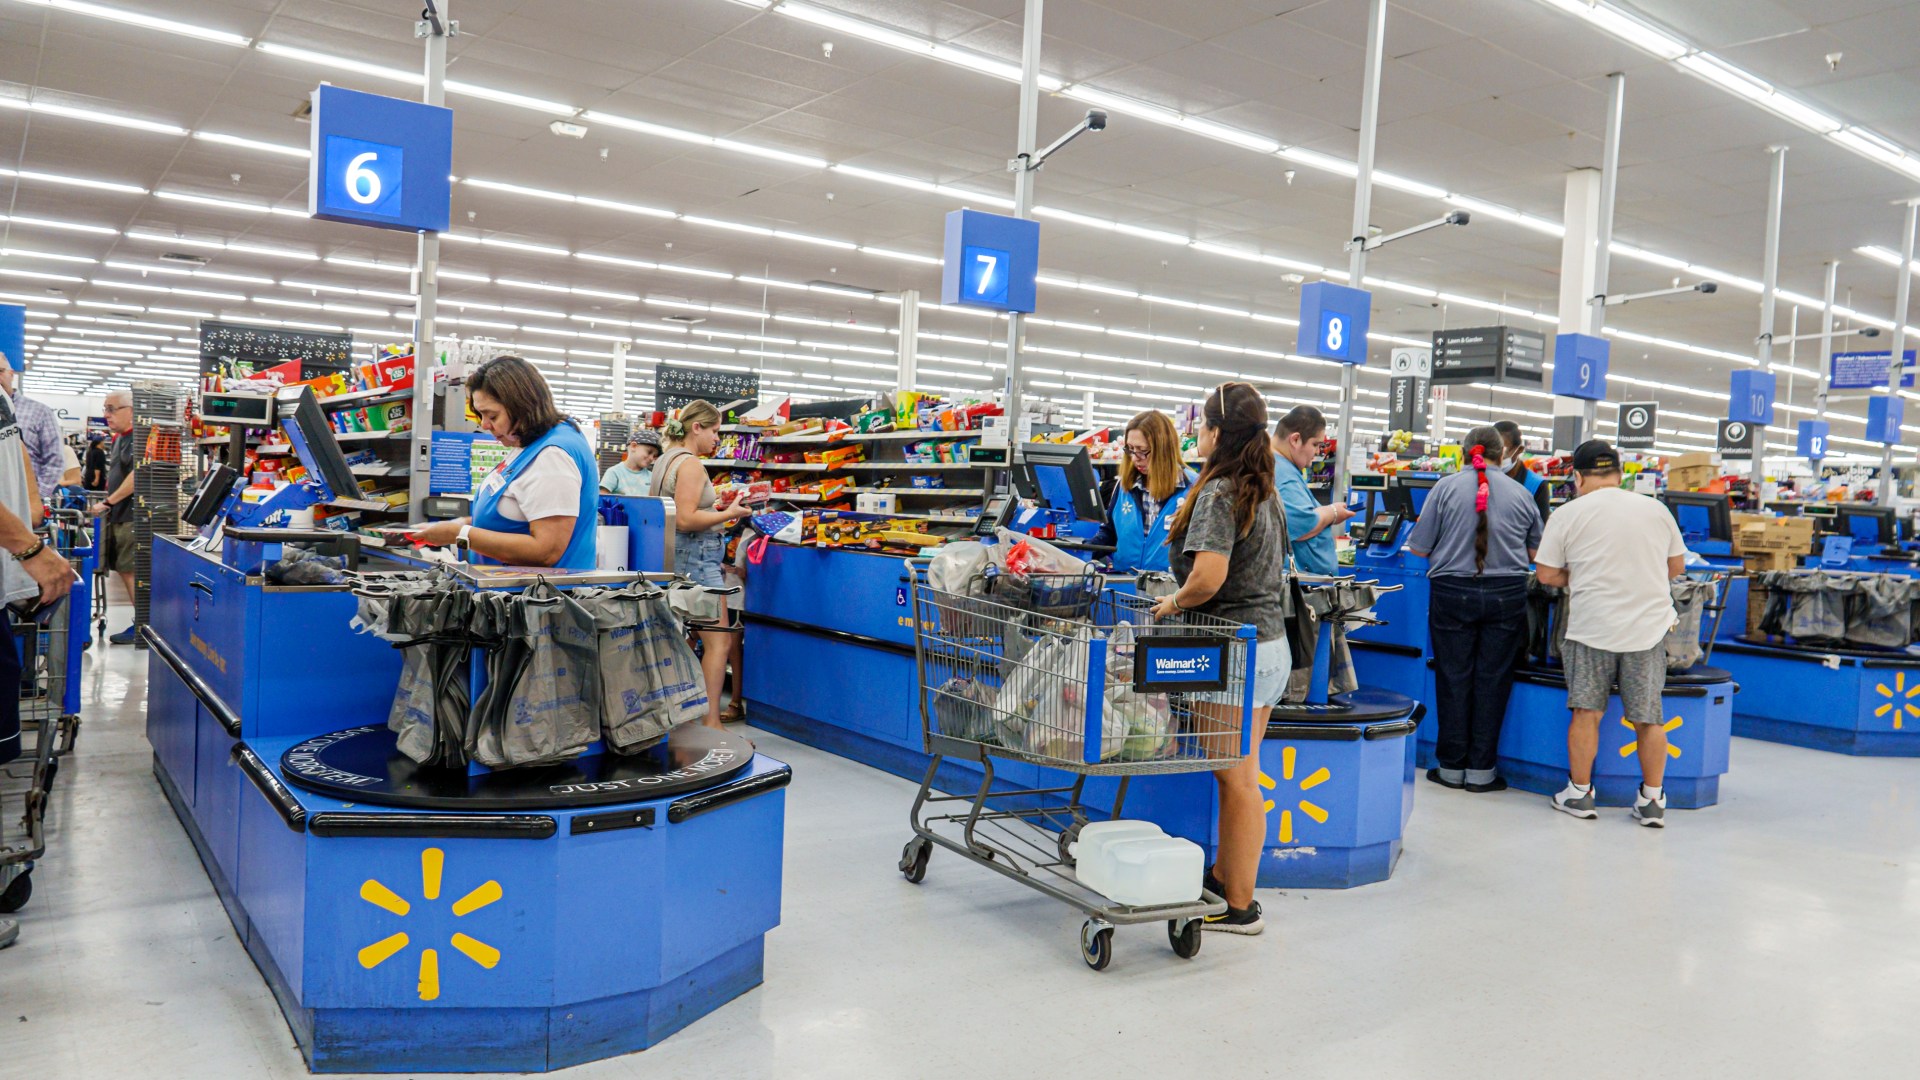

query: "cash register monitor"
xmin=275 ymin=386 xmax=361 ymax=502
xmin=1383 ymin=475 xmax=1439 ymax=520
xmin=1012 ymin=443 xmax=1108 ymax=525
xmin=1660 ymin=490 xmax=1732 ymax=542
xmin=182 ymin=464 xmax=240 ymax=528
xmin=1837 ymin=504 xmax=1896 ymax=545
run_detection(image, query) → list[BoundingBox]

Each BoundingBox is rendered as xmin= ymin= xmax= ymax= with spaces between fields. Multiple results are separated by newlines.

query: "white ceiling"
xmin=3 ymin=0 xmax=1920 ymax=456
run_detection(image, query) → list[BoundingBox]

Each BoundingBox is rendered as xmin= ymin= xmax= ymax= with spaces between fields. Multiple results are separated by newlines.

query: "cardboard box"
xmin=1731 ymin=515 xmax=1816 ymax=556
xmin=1668 ymin=464 xmax=1716 ymax=491
xmin=1670 ymin=451 xmax=1714 ymax=472
xmin=1743 ymin=549 xmax=1800 ymax=573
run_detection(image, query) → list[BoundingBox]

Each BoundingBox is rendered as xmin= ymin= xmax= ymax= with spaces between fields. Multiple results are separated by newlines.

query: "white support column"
xmin=407 ymin=4 xmax=450 ymax=523
xmin=1333 ymin=0 xmax=1387 ymax=502
xmin=1756 ymin=146 xmax=1787 ymax=494
xmin=1817 ymin=261 xmax=1838 ymax=427
xmin=1081 ymin=390 xmax=1095 ymax=428
xmin=1001 ymin=0 xmax=1044 ymax=430
xmin=611 ymin=340 xmax=629 ymax=414
xmin=896 ymin=288 xmax=920 ymax=393
xmin=1583 ymin=72 xmax=1626 ymax=439
xmin=1884 ymin=200 xmax=1918 ymax=502
xmin=1553 ymin=169 xmax=1602 ymax=449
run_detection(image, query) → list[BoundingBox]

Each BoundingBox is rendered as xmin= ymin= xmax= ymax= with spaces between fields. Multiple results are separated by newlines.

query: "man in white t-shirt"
xmin=1534 ymin=440 xmax=1687 ymax=828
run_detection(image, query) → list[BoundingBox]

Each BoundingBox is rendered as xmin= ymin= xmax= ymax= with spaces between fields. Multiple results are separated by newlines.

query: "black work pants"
xmin=1428 ymin=575 xmax=1529 ymax=773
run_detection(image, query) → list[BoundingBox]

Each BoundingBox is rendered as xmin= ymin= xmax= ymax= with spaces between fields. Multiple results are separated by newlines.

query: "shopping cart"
xmin=899 ymin=559 xmax=1259 ymax=970
xmin=44 ymin=507 xmax=92 ymax=750
xmin=2 ymin=595 xmax=74 ymax=922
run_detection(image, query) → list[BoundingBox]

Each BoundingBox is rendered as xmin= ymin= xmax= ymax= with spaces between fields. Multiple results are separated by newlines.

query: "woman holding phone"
xmin=653 ymin=399 xmax=753 ymax=728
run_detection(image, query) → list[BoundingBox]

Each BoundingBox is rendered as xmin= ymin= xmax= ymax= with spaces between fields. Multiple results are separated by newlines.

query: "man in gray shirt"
xmin=1406 ymin=424 xmax=1543 ymax=792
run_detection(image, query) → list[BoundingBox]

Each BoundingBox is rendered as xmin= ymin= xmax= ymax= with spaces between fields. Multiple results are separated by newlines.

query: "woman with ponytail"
xmin=1405 ymin=424 xmax=1544 ymax=793
xmin=1148 ymin=383 xmax=1289 ymax=937
xmin=653 ymin=399 xmax=754 ymax=729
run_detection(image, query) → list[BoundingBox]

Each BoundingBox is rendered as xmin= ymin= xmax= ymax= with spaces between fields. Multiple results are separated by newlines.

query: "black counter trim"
xmin=1346 ymin=639 xmax=1425 ymax=658
xmin=233 ymin=744 xmax=306 ymax=832
xmin=308 ymin=813 xmax=557 ymax=839
xmin=143 ymin=626 xmax=241 ymax=738
xmin=1511 ymin=667 xmax=1713 ymax=698
xmin=1364 ymin=717 xmax=1422 ymax=740
xmin=743 ymin=612 xmax=917 ymax=657
xmin=1264 ymin=722 xmax=1363 ymax=741
xmin=1713 ymin=640 xmax=1861 ymax=667
xmin=667 ymin=764 xmax=793 ymax=824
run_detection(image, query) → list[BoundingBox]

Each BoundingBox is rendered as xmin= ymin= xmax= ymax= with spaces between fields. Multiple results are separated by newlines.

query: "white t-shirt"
xmin=1535 ymin=486 xmax=1686 ymax=653
xmin=477 ymin=446 xmax=583 ymax=524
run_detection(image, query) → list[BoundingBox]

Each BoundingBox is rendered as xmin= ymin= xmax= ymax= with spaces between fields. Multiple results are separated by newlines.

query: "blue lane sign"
xmin=1551 ymin=333 xmax=1609 ymax=400
xmin=1797 ymin=419 xmax=1830 ymax=459
xmin=308 ymin=85 xmax=452 ymax=233
xmin=1133 ymin=636 xmax=1229 ymax=693
xmin=1728 ymin=370 xmax=1776 ymax=426
xmin=1297 ymin=281 xmax=1372 ymax=363
xmin=1830 ymin=349 xmax=1916 ymax=391
xmin=942 ymin=209 xmax=1039 ymax=313
xmin=1868 ymin=396 xmax=1904 ymax=445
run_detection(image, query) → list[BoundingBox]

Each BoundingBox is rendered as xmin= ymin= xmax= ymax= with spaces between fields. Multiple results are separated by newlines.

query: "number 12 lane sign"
xmin=308 ymin=85 xmax=453 ymax=233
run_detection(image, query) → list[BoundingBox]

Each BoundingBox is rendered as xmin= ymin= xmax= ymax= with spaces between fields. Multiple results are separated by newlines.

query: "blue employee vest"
xmin=1110 ymin=470 xmax=1196 ymax=573
xmin=1519 ymin=468 xmax=1544 ymax=497
xmin=469 ymin=421 xmax=599 ymax=570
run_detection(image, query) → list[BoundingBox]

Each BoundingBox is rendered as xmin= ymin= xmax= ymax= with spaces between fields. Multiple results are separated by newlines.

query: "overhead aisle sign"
xmin=1717 ymin=419 xmax=1755 ymax=461
xmin=942 ymin=209 xmax=1039 ymax=313
xmin=1432 ymin=326 xmax=1545 ymax=386
xmin=1551 ymin=333 xmax=1608 ymax=400
xmin=1297 ymin=282 xmax=1373 ymax=363
xmin=1618 ymin=401 xmax=1658 ymax=450
xmin=308 ymin=85 xmax=454 ymax=233
xmin=1728 ymin=370 xmax=1776 ymax=425
xmin=1387 ymin=347 xmax=1430 ymax=433
xmin=1829 ymin=349 xmax=1916 ymax=391
xmin=1798 ymin=420 xmax=1830 ymax=459
xmin=1868 ymin=396 xmax=1904 ymax=444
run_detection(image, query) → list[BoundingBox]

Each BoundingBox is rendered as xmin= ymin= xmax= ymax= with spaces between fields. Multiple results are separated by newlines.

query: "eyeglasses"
xmin=1125 ymin=445 xmax=1152 ymax=459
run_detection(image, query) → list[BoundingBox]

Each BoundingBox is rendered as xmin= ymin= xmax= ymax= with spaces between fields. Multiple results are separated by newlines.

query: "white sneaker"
xmin=1632 ymin=789 xmax=1667 ymax=828
xmin=1551 ymin=785 xmax=1598 ymax=819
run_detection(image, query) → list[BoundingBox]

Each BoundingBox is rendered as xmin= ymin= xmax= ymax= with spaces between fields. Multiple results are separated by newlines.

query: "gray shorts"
xmin=1562 ymin=638 xmax=1665 ymax=724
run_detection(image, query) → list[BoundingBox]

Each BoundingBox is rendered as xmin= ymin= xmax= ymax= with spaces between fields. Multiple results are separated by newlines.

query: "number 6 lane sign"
xmin=308 ymin=84 xmax=452 ymax=233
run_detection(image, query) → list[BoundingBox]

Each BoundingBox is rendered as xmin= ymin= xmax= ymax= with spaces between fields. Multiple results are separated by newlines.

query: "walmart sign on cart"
xmin=1134 ymin=638 xmax=1230 ymax=693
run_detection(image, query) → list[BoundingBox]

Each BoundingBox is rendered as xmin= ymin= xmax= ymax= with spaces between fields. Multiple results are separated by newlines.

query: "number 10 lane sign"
xmin=308 ymin=85 xmax=453 ymax=233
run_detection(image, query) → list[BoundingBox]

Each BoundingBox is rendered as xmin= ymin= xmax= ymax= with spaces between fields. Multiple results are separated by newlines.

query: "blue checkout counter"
xmin=1346 ymin=507 xmax=1738 ymax=806
xmin=744 ymin=542 xmax=1418 ymax=889
xmin=145 ymin=534 xmax=790 ymax=1073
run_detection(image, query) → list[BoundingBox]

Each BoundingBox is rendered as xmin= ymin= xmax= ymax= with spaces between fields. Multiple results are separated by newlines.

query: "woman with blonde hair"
xmin=652 ymin=399 xmax=753 ymax=728
xmin=1094 ymin=410 xmax=1197 ymax=573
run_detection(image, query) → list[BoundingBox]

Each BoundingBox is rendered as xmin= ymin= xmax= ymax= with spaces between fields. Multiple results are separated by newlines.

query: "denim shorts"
xmin=1196 ymin=638 xmax=1290 ymax=709
xmin=674 ymin=529 xmax=726 ymax=589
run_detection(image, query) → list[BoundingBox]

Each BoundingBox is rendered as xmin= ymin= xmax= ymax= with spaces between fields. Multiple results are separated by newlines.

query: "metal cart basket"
xmin=3 ymin=595 xmax=75 ymax=924
xmin=899 ymin=560 xmax=1258 ymax=970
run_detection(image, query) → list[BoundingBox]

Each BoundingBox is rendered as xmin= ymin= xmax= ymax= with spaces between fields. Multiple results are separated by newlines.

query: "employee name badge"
xmin=476 ymin=466 xmax=508 ymax=499
xmin=1133 ymin=635 xmax=1231 ymax=693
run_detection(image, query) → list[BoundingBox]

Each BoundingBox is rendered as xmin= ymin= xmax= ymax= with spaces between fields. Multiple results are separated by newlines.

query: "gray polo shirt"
xmin=1405 ymin=467 xmax=1543 ymax=578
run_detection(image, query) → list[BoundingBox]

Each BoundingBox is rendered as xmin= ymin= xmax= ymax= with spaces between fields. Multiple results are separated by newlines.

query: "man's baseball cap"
xmin=1571 ymin=439 xmax=1621 ymax=472
xmin=629 ymin=429 xmax=662 ymax=448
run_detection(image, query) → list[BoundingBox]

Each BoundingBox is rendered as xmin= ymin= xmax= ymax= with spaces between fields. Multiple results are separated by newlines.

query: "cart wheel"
xmin=0 ymin=871 xmax=31 ymax=914
xmin=1057 ymin=822 xmax=1083 ymax=866
xmin=899 ymin=839 xmax=930 ymax=884
xmin=1168 ymin=918 xmax=1202 ymax=959
xmin=1080 ymin=920 xmax=1114 ymax=972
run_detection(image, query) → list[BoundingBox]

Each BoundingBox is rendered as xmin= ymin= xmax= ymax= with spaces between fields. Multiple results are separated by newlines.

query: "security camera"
xmin=1445 ymin=209 xmax=1470 ymax=226
xmin=1861 ymin=326 xmax=1882 ymax=337
xmin=1695 ymin=281 xmax=1718 ymax=294
xmin=1085 ymin=109 xmax=1107 ymax=131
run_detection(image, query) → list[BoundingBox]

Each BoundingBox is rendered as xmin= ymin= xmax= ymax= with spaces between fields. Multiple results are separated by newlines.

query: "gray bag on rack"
xmin=1771 ymin=571 xmax=1854 ymax=644
xmin=1665 ymin=578 xmax=1718 ymax=672
xmin=353 ymin=577 xmax=472 ymax=767
xmin=1846 ymin=574 xmax=1917 ymax=649
xmin=467 ymin=583 xmax=601 ymax=768
xmin=576 ymin=585 xmax=709 ymax=752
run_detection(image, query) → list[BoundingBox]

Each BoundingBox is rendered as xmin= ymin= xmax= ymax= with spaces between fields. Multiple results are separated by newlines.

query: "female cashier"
xmin=1094 ymin=409 xmax=1196 ymax=573
xmin=409 ymin=355 xmax=599 ymax=570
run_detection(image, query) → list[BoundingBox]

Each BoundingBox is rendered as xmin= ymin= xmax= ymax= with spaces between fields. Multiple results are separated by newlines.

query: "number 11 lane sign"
xmin=309 ymin=85 xmax=453 ymax=234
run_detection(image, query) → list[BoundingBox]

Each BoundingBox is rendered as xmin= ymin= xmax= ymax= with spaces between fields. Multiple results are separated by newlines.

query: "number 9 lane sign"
xmin=308 ymin=84 xmax=453 ymax=234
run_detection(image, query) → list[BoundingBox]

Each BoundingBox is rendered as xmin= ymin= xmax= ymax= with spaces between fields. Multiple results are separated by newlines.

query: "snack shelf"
xmin=846 ymin=487 xmax=986 ymax=497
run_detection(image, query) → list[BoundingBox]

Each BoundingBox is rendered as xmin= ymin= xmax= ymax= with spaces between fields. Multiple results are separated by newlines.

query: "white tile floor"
xmin=4 ymin=615 xmax=1919 ymax=1079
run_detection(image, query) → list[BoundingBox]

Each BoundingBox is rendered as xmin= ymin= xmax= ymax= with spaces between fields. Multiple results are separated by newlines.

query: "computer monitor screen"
xmin=1660 ymin=491 xmax=1731 ymax=542
xmin=182 ymin=465 xmax=239 ymax=528
xmin=1838 ymin=505 xmax=1895 ymax=545
xmin=1012 ymin=443 xmax=1107 ymax=524
xmin=275 ymin=386 xmax=360 ymax=502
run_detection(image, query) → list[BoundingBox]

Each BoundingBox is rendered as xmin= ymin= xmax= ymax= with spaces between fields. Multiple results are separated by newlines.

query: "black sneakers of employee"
xmin=1202 ymin=901 xmax=1264 ymax=935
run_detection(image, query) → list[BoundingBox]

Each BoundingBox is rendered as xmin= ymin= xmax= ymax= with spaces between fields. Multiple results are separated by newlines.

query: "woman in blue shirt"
xmin=1271 ymin=405 xmax=1353 ymax=575
xmin=1404 ymin=424 xmax=1543 ymax=793
xmin=1094 ymin=410 xmax=1196 ymax=573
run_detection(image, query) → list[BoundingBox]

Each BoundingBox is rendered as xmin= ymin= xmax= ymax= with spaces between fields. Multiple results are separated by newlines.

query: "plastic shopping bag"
xmin=931 ymin=676 xmax=998 ymax=743
xmin=467 ymin=583 xmax=601 ymax=768
xmin=1107 ymin=684 xmax=1174 ymax=761
xmin=576 ymin=586 xmax=709 ymax=753
xmin=928 ymin=540 xmax=993 ymax=594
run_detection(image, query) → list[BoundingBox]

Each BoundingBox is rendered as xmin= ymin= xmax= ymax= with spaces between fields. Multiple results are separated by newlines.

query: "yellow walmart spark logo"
xmin=1618 ymin=716 xmax=1684 ymax=759
xmin=1259 ymin=746 xmax=1330 ymax=844
xmin=1873 ymin=672 xmax=1920 ymax=729
xmin=356 ymin=848 xmax=502 ymax=1001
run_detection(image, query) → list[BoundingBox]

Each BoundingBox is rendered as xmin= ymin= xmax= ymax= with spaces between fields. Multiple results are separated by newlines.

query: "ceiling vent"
xmin=807 ymin=279 xmax=880 ymax=296
xmin=158 ymin=252 xmax=210 ymax=267
xmin=661 ymin=314 xmax=706 ymax=326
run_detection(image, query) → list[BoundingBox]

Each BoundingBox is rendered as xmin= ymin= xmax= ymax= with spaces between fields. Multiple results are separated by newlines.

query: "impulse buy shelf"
xmin=703 ymin=426 xmax=989 ymax=518
xmin=197 ymin=384 xmax=415 ymax=519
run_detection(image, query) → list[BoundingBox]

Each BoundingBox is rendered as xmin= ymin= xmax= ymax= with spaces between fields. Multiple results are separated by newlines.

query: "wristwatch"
xmin=456 ymin=523 xmax=473 ymax=548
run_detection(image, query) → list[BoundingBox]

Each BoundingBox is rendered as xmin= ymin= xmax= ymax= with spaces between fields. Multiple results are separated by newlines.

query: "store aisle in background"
xmin=4 ymin=607 xmax=1917 ymax=1080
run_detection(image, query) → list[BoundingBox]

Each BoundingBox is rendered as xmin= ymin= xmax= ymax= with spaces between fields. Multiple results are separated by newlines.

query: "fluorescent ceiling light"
xmin=0 ymin=166 xmax=144 ymax=194
xmin=443 ymin=80 xmax=574 ymax=116
xmin=0 ymin=248 xmax=94 ymax=264
xmin=0 ymin=94 xmax=187 ymax=135
xmin=1444 ymin=196 xmax=1565 ymax=238
xmin=154 ymin=189 xmax=303 ymax=216
xmin=1536 ymin=0 xmax=1686 ymax=60
xmin=194 ymin=131 xmax=309 ymax=158
xmin=253 ymin=42 xmax=420 ymax=85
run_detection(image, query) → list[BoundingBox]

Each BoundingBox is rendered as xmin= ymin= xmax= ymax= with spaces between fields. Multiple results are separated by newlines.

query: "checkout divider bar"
xmin=741 ymin=612 xmax=919 ymax=658
xmin=232 ymin=743 xmax=308 ymax=833
xmin=667 ymin=765 xmax=794 ymax=824
xmin=141 ymin=626 xmax=241 ymax=738
xmin=308 ymin=813 xmax=557 ymax=840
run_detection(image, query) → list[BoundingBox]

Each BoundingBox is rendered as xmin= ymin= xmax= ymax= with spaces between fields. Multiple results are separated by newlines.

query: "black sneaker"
xmin=1426 ymin=767 xmax=1465 ymax=789
xmin=1464 ymin=776 xmax=1509 ymax=793
xmin=1202 ymin=866 xmax=1225 ymax=900
xmin=1202 ymin=900 xmax=1264 ymax=936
